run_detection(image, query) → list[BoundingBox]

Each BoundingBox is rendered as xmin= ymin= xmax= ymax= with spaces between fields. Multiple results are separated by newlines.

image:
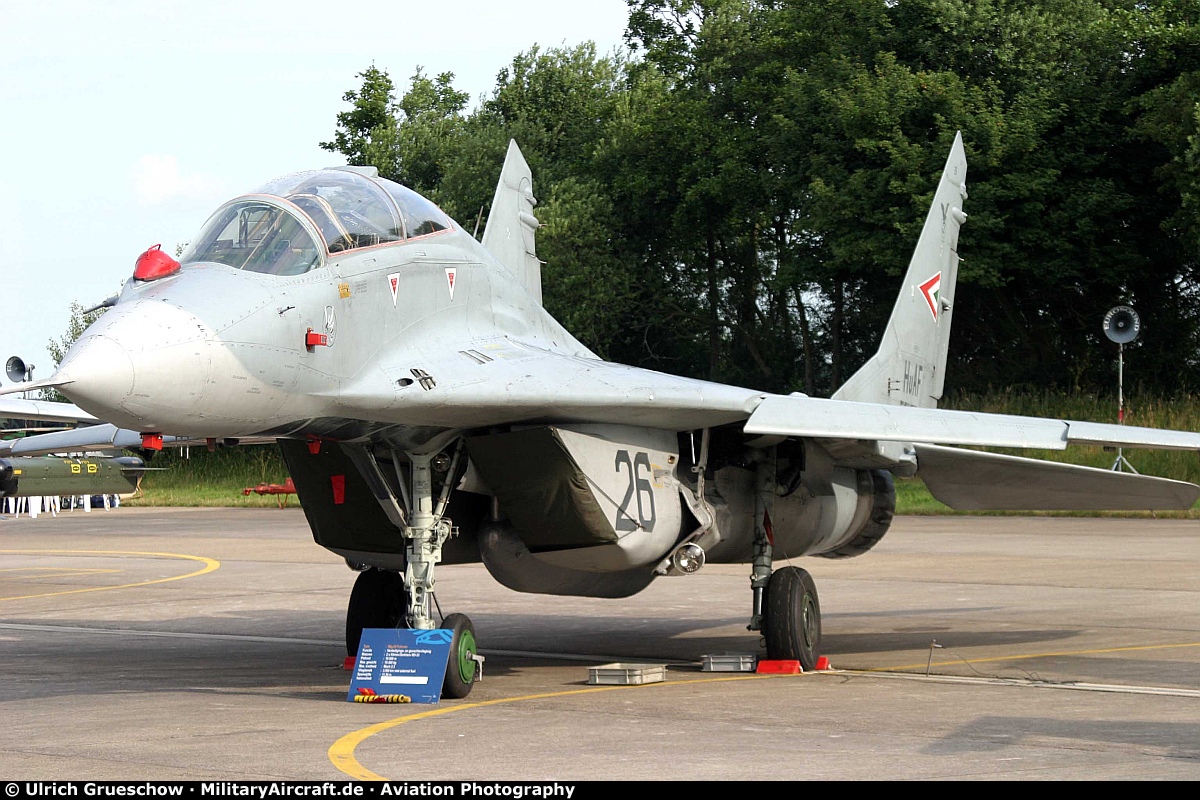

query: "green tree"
xmin=320 ymin=66 xmax=400 ymax=171
xmin=41 ymin=301 xmax=108 ymax=401
xmin=323 ymin=1 xmax=1200 ymax=396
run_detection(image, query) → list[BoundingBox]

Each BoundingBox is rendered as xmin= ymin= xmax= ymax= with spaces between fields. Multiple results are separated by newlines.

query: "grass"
xmin=941 ymin=391 xmax=1200 ymax=485
xmin=123 ymin=445 xmax=295 ymax=508
xmin=895 ymin=390 xmax=1200 ymax=517
xmin=894 ymin=476 xmax=1200 ymax=518
xmin=120 ymin=392 xmax=1200 ymax=515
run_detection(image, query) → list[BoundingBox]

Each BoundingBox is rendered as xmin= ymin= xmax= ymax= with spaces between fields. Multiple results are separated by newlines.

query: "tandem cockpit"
xmin=179 ymin=167 xmax=455 ymax=276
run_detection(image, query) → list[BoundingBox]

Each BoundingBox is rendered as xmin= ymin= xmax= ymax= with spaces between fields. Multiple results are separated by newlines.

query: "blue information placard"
xmin=348 ymin=628 xmax=453 ymax=704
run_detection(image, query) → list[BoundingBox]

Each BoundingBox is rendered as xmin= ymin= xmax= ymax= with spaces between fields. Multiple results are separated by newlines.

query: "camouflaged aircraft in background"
xmin=5 ymin=133 xmax=1200 ymax=698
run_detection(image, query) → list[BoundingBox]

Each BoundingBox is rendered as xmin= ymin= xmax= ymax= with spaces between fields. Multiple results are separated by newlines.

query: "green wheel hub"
xmin=455 ymin=628 xmax=477 ymax=683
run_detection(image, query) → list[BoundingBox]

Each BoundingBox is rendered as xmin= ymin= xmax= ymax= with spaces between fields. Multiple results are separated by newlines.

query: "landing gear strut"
xmin=747 ymin=452 xmax=822 ymax=672
xmin=342 ymin=440 xmax=480 ymax=698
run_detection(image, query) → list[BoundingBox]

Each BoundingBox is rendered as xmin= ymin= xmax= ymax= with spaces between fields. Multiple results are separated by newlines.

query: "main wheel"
xmin=345 ymin=568 xmax=408 ymax=656
xmin=441 ymin=612 xmax=478 ymax=699
xmin=763 ymin=566 xmax=821 ymax=671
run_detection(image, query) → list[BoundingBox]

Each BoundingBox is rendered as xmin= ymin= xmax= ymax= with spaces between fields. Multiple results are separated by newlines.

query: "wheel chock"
xmin=756 ymin=659 xmax=802 ymax=674
xmin=343 ymin=656 xmax=356 ymax=670
xmin=815 ymin=656 xmax=831 ymax=671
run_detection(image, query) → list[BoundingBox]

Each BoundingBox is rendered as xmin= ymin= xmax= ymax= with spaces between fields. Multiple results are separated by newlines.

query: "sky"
xmin=0 ymin=0 xmax=631 ymax=385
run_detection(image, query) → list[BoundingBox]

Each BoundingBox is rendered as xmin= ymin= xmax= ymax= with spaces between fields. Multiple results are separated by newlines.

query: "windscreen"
xmin=181 ymin=200 xmax=321 ymax=276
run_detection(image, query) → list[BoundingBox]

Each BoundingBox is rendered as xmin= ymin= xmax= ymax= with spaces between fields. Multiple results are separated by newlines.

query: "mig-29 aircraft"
xmin=4 ymin=132 xmax=1200 ymax=699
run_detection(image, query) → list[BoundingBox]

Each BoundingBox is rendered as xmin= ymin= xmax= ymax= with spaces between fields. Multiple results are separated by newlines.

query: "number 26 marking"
xmin=614 ymin=450 xmax=656 ymax=532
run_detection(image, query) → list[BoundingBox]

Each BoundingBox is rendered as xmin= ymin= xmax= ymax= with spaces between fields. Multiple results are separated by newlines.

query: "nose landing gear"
xmin=343 ymin=441 xmax=479 ymax=699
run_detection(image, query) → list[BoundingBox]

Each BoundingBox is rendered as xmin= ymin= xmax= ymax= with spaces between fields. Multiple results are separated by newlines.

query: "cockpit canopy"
xmin=180 ymin=167 xmax=454 ymax=276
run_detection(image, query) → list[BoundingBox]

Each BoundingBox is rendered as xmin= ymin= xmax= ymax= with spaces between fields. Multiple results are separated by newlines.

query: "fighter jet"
xmin=4 ymin=132 xmax=1200 ymax=698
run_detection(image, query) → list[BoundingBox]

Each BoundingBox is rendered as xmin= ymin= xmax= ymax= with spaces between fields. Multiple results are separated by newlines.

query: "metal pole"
xmin=1112 ymin=343 xmax=1137 ymax=473
xmin=1113 ymin=343 xmax=1124 ymax=471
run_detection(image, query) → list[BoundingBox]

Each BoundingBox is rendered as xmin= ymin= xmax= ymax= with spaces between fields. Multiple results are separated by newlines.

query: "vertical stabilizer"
xmin=481 ymin=140 xmax=543 ymax=304
xmin=833 ymin=131 xmax=968 ymax=408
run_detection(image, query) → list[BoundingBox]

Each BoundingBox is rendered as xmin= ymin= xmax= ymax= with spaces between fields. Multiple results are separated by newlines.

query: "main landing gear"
xmin=343 ymin=442 xmax=480 ymax=699
xmin=749 ymin=546 xmax=822 ymax=672
xmin=747 ymin=457 xmax=822 ymax=672
xmin=762 ymin=566 xmax=820 ymax=671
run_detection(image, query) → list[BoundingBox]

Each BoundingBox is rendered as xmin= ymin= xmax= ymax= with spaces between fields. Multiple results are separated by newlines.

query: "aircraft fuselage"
xmin=57 ymin=227 xmax=585 ymax=447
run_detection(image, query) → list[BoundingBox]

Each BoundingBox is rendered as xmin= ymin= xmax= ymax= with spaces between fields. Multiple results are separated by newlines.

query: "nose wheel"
xmin=346 ymin=568 xmax=408 ymax=656
xmin=441 ymin=612 xmax=479 ymax=699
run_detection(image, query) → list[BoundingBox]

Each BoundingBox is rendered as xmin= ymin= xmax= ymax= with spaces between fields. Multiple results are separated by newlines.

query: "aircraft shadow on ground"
xmin=928 ymin=715 xmax=1200 ymax=759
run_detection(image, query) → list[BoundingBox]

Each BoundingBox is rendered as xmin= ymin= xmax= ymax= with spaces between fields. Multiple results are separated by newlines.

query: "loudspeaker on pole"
xmin=1103 ymin=306 xmax=1141 ymax=344
xmin=5 ymin=356 xmax=31 ymax=384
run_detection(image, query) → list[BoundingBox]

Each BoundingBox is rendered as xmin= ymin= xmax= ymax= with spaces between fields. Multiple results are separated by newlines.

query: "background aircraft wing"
xmin=0 ymin=423 xmax=275 ymax=457
xmin=1 ymin=424 xmax=170 ymax=456
xmin=0 ymin=396 xmax=98 ymax=425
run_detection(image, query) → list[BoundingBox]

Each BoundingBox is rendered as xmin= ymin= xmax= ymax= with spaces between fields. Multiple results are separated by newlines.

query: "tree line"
xmin=321 ymin=0 xmax=1200 ymax=398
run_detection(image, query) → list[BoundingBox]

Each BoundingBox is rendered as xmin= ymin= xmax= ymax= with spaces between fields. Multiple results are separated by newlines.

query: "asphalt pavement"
xmin=1 ymin=507 xmax=1198 ymax=780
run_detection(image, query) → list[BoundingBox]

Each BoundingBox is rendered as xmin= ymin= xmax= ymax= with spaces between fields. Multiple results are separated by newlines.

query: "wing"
xmin=0 ymin=422 xmax=274 ymax=457
xmin=0 ymin=396 xmax=98 ymax=425
xmin=743 ymin=394 xmax=1200 ymax=452
xmin=331 ymin=337 xmax=765 ymax=431
xmin=9 ymin=339 xmax=1199 ymax=507
xmin=1 ymin=424 xmax=159 ymax=456
xmin=334 ymin=338 xmax=1200 ymax=448
xmin=912 ymin=443 xmax=1200 ymax=510
xmin=331 ymin=340 xmax=1200 ymax=511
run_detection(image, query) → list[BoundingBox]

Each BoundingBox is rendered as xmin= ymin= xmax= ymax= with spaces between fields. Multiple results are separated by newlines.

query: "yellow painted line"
xmin=0 ymin=550 xmax=220 ymax=601
xmin=0 ymin=567 xmax=120 ymax=579
xmin=868 ymin=640 xmax=1200 ymax=673
xmin=330 ymin=672 xmax=800 ymax=781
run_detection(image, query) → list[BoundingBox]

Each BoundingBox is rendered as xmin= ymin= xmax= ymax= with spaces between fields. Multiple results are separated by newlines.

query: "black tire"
xmin=441 ymin=612 xmax=478 ymax=699
xmin=763 ymin=566 xmax=821 ymax=671
xmin=345 ymin=569 xmax=408 ymax=656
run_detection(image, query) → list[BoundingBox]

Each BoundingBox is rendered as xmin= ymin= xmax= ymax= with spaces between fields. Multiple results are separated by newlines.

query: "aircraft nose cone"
xmin=57 ymin=300 xmax=214 ymax=430
xmin=56 ymin=334 xmax=137 ymax=419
